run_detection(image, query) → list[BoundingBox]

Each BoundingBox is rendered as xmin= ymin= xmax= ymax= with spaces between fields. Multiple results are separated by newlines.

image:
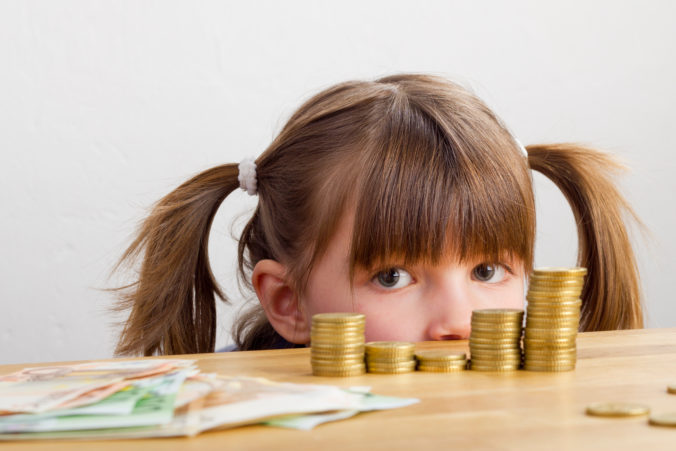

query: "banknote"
xmin=262 ymin=390 xmax=420 ymax=430
xmin=0 ymin=369 xmax=189 ymax=433
xmin=0 ymin=373 xmax=419 ymax=440
xmin=0 ymin=359 xmax=194 ymax=414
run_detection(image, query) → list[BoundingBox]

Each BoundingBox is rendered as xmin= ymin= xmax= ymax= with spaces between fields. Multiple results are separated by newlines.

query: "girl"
xmin=113 ymin=74 xmax=642 ymax=356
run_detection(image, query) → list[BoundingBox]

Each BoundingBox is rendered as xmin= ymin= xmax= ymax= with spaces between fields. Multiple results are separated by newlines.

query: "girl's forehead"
xmin=326 ymin=207 xmax=524 ymax=271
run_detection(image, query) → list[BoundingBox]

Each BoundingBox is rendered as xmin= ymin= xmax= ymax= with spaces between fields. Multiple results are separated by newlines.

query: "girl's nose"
xmin=425 ymin=286 xmax=473 ymax=341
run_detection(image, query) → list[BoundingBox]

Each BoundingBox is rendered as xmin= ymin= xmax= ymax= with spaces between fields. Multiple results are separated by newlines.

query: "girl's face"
xmin=301 ymin=213 xmax=526 ymax=342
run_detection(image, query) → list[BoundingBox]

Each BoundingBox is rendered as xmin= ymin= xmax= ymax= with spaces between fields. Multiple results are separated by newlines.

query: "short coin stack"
xmin=415 ymin=350 xmax=467 ymax=372
xmin=310 ymin=313 xmax=366 ymax=377
xmin=365 ymin=342 xmax=416 ymax=374
xmin=469 ymin=309 xmax=524 ymax=371
xmin=523 ymin=267 xmax=587 ymax=372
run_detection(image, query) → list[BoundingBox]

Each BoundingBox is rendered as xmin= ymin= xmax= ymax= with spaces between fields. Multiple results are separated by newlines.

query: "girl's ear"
xmin=251 ymin=260 xmax=311 ymax=344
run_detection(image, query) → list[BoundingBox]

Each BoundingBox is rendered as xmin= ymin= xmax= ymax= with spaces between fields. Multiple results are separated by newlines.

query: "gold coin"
xmin=368 ymin=367 xmax=416 ymax=374
xmin=523 ymin=357 xmax=576 ymax=364
xmin=470 ymin=338 xmax=521 ymax=346
xmin=526 ymin=322 xmax=579 ymax=330
xmin=527 ymin=309 xmax=580 ymax=316
xmin=471 ymin=317 xmax=523 ymax=324
xmin=523 ymin=341 xmax=576 ymax=350
xmin=526 ymin=288 xmax=581 ymax=300
xmin=527 ymin=302 xmax=581 ymax=309
xmin=529 ymin=284 xmax=584 ymax=292
xmin=526 ymin=304 xmax=581 ymax=313
xmin=312 ymin=368 xmax=366 ymax=377
xmin=311 ymin=329 xmax=365 ymax=336
xmin=524 ymin=329 xmax=578 ymax=338
xmin=523 ymin=356 xmax=576 ymax=364
xmin=470 ymin=353 xmax=522 ymax=361
xmin=532 ymin=267 xmax=587 ymax=276
xmin=311 ymin=351 xmax=365 ymax=360
xmin=469 ymin=359 xmax=521 ymax=367
xmin=527 ymin=296 xmax=582 ymax=303
xmin=311 ymin=325 xmax=365 ymax=331
xmin=470 ymin=364 xmax=520 ymax=372
xmin=310 ymin=334 xmax=364 ymax=343
xmin=470 ymin=323 xmax=523 ymax=331
xmin=470 ymin=350 xmax=522 ymax=358
xmin=471 ymin=361 xmax=522 ymax=369
xmin=648 ymin=412 xmax=676 ymax=427
xmin=526 ymin=314 xmax=580 ymax=323
xmin=418 ymin=364 xmax=466 ymax=372
xmin=312 ymin=312 xmax=365 ymax=322
xmin=311 ymin=324 xmax=365 ymax=331
xmin=526 ymin=314 xmax=581 ymax=323
xmin=525 ymin=326 xmax=578 ymax=334
xmin=312 ymin=313 xmax=366 ymax=325
xmin=524 ymin=360 xmax=576 ymax=367
xmin=524 ymin=335 xmax=577 ymax=343
xmin=365 ymin=341 xmax=415 ymax=354
xmin=526 ymin=316 xmax=579 ymax=323
xmin=527 ymin=294 xmax=582 ymax=302
xmin=529 ymin=276 xmax=585 ymax=285
xmin=415 ymin=350 xmax=467 ymax=361
xmin=367 ymin=359 xmax=417 ymax=369
xmin=471 ymin=326 xmax=523 ymax=334
xmin=472 ymin=309 xmax=524 ymax=318
xmin=525 ymin=349 xmax=576 ymax=357
xmin=416 ymin=360 xmax=468 ymax=369
xmin=311 ymin=342 xmax=365 ymax=350
xmin=529 ymin=278 xmax=585 ymax=286
xmin=585 ymin=402 xmax=650 ymax=417
xmin=529 ymin=278 xmax=584 ymax=285
xmin=367 ymin=366 xmax=417 ymax=374
xmin=470 ymin=328 xmax=523 ymax=336
xmin=311 ymin=358 xmax=365 ymax=367
xmin=366 ymin=357 xmax=416 ymax=366
xmin=524 ymin=343 xmax=576 ymax=351
xmin=668 ymin=383 xmax=676 ymax=394
xmin=523 ymin=365 xmax=575 ymax=372
xmin=470 ymin=333 xmax=522 ymax=341
xmin=470 ymin=338 xmax=521 ymax=347
xmin=311 ymin=365 xmax=366 ymax=373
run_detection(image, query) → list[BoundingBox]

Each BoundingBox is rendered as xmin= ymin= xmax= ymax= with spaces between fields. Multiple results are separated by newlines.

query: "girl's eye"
xmin=373 ymin=268 xmax=413 ymax=290
xmin=471 ymin=263 xmax=507 ymax=284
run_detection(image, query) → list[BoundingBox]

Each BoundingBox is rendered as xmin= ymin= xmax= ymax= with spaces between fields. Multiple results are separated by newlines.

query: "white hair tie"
xmin=515 ymin=139 xmax=528 ymax=157
xmin=238 ymin=158 xmax=257 ymax=196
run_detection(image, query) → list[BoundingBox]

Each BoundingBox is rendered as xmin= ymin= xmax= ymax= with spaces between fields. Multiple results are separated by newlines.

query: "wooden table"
xmin=2 ymin=328 xmax=676 ymax=450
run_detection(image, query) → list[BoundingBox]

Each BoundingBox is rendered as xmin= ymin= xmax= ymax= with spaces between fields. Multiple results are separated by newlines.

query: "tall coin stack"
xmin=365 ymin=342 xmax=416 ymax=374
xmin=310 ymin=313 xmax=366 ymax=377
xmin=523 ymin=267 xmax=587 ymax=372
xmin=469 ymin=309 xmax=524 ymax=371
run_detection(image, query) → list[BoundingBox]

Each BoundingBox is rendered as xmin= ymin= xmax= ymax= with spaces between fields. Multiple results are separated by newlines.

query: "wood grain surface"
xmin=2 ymin=328 xmax=675 ymax=450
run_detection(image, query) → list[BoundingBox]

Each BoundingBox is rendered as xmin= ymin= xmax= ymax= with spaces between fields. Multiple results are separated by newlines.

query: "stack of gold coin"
xmin=310 ymin=313 xmax=366 ymax=377
xmin=415 ymin=350 xmax=467 ymax=372
xmin=523 ymin=267 xmax=587 ymax=372
xmin=365 ymin=342 xmax=416 ymax=374
xmin=469 ymin=309 xmax=524 ymax=371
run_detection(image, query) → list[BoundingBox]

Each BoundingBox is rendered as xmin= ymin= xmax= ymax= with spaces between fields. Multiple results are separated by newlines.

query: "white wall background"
xmin=1 ymin=1 xmax=674 ymax=365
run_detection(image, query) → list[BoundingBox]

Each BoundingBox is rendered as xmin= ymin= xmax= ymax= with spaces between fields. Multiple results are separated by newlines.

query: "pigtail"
xmin=527 ymin=144 xmax=643 ymax=330
xmin=113 ymin=164 xmax=240 ymax=356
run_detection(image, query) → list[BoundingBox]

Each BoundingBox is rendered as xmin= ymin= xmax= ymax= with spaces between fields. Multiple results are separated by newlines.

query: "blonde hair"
xmin=113 ymin=74 xmax=642 ymax=356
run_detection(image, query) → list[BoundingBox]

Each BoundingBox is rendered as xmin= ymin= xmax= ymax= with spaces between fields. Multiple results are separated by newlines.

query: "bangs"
xmin=349 ymin=97 xmax=534 ymax=272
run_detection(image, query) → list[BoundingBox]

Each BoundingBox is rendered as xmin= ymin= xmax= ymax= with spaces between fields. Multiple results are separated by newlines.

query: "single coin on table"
xmin=585 ymin=402 xmax=650 ymax=418
xmin=648 ymin=412 xmax=676 ymax=427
